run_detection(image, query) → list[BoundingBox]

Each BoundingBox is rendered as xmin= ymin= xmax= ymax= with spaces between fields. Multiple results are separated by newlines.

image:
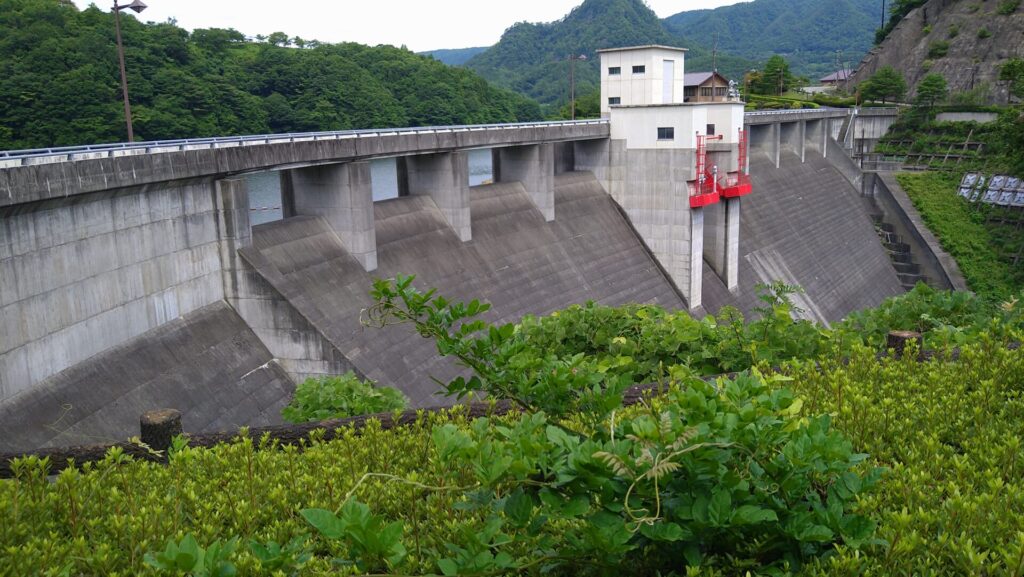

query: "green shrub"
xmin=948 ymin=24 xmax=960 ymax=37
xmin=928 ymin=40 xmax=950 ymax=58
xmin=145 ymin=534 xmax=240 ymax=577
xmin=998 ymin=0 xmax=1021 ymax=14
xmin=2 ymin=278 xmax=1023 ymax=576
xmin=746 ymin=94 xmax=819 ymax=110
xmin=281 ymin=373 xmax=408 ymax=423
xmin=2 ymin=322 xmax=1021 ymax=575
xmin=789 ymin=335 xmax=1024 ymax=576
xmin=835 ymin=283 xmax=998 ymax=347
xmin=812 ymin=92 xmax=857 ymax=108
xmin=977 ymin=27 xmax=992 ymax=39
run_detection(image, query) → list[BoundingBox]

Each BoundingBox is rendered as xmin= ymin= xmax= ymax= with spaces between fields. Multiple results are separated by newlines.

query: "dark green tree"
xmin=861 ymin=65 xmax=907 ymax=103
xmin=914 ymin=73 xmax=948 ymax=109
xmin=267 ymin=31 xmax=290 ymax=47
xmin=755 ymin=55 xmax=795 ymax=95
xmin=555 ymin=89 xmax=600 ymax=120
xmin=999 ymin=58 xmax=1024 ymax=101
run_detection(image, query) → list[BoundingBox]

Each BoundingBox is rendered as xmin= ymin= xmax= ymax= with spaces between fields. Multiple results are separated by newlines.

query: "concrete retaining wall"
xmin=935 ymin=112 xmax=999 ymax=123
xmin=0 ymin=180 xmax=229 ymax=402
xmin=0 ymin=301 xmax=294 ymax=453
xmin=826 ymin=136 xmax=866 ymax=191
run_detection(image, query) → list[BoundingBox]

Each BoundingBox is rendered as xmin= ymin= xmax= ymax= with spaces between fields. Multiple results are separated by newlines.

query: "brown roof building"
xmin=683 ymin=71 xmax=731 ymax=102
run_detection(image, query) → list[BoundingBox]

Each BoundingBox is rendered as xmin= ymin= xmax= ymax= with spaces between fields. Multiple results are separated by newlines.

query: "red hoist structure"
xmin=689 ymin=133 xmax=722 ymax=208
xmin=719 ymin=128 xmax=752 ymax=199
xmin=688 ymin=129 xmax=753 ymax=209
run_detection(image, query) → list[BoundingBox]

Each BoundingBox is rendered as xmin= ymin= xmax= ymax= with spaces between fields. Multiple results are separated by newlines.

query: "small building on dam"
xmin=0 ymin=45 xmax=910 ymax=453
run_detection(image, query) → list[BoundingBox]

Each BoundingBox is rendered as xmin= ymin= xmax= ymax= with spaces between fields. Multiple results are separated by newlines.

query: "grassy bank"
xmin=896 ymin=172 xmax=1023 ymax=302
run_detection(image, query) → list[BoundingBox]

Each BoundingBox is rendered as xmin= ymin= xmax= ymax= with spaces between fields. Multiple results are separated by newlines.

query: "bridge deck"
xmin=0 ymin=121 xmax=609 ymax=208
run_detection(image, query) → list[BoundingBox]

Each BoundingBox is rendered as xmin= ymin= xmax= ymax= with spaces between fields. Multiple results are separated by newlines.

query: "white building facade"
xmin=587 ymin=46 xmax=749 ymax=309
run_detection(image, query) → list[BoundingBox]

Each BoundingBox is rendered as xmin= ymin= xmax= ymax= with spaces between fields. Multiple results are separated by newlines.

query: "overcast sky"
xmin=72 ymin=1 xmax=748 ymax=52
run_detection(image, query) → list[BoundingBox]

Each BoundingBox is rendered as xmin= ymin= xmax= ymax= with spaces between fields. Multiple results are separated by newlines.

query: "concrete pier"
xmin=723 ymin=198 xmax=741 ymax=290
xmin=805 ymin=118 xmax=826 ymax=157
xmin=286 ymin=162 xmax=377 ymax=271
xmin=781 ymin=121 xmax=806 ymax=162
xmin=404 ymin=152 xmax=472 ymax=241
xmin=494 ymin=144 xmax=556 ymax=221
xmin=689 ymin=207 xmax=705 ymax=309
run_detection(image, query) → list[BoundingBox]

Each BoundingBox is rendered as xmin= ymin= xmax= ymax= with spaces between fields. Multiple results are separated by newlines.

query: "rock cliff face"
xmin=850 ymin=0 xmax=1023 ymax=102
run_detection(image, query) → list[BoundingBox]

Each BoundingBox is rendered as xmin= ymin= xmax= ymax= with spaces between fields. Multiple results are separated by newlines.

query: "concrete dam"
xmin=0 ymin=88 xmax=912 ymax=452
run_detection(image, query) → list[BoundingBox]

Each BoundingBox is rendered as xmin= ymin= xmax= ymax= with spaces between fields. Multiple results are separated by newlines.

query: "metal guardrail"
xmin=0 ymin=119 xmax=609 ymax=167
xmin=743 ymin=108 xmax=849 ymax=117
xmin=0 ymin=107 xmax=899 ymax=168
xmin=744 ymin=107 xmax=899 ymax=117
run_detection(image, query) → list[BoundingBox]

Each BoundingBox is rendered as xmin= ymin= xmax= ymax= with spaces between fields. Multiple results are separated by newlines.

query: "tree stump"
xmin=140 ymin=409 xmax=183 ymax=452
xmin=887 ymin=330 xmax=923 ymax=359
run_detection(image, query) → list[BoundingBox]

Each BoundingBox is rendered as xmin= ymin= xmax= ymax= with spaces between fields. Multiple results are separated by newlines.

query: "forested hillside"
xmin=465 ymin=0 xmax=752 ymax=108
xmin=420 ymin=47 xmax=488 ymax=66
xmin=0 ymin=0 xmax=541 ymax=150
xmin=663 ymin=0 xmax=880 ymax=79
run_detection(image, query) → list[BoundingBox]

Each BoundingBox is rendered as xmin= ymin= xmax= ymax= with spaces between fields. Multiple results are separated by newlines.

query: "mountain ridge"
xmin=464 ymin=0 xmax=753 ymax=107
xmin=663 ymin=0 xmax=880 ymax=79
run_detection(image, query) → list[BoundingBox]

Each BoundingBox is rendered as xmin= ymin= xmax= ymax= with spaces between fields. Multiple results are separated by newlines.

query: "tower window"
xmin=608 ymin=67 xmax=621 ymax=75
xmin=706 ymin=124 xmax=716 ymax=136
xmin=657 ymin=127 xmax=675 ymax=140
xmin=633 ymin=65 xmax=646 ymax=74
xmin=608 ymin=97 xmax=621 ymax=105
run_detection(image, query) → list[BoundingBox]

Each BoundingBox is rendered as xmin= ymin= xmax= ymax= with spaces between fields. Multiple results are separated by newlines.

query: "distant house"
xmin=683 ymin=71 xmax=731 ymax=102
xmin=820 ymin=69 xmax=852 ymax=86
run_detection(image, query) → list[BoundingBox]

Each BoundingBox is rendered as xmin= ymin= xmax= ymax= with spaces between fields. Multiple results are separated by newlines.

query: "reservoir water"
xmin=246 ymin=148 xmax=494 ymax=226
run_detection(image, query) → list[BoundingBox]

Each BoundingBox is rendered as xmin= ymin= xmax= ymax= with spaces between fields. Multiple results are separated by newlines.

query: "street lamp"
xmin=568 ymin=53 xmax=587 ymax=121
xmin=113 ymin=0 xmax=147 ymax=142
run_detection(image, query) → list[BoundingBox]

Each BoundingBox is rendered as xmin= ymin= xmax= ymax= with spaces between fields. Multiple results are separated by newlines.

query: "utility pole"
xmin=880 ymin=0 xmax=887 ymax=32
xmin=112 ymin=0 xmax=147 ymax=142
xmin=712 ymin=32 xmax=718 ymax=102
xmin=568 ymin=53 xmax=587 ymax=120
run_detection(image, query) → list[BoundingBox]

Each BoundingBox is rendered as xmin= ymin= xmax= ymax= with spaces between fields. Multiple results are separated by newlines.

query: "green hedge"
xmin=746 ymin=94 xmax=820 ymax=110
xmin=2 ymin=335 xmax=1022 ymax=575
xmin=789 ymin=335 xmax=1024 ymax=576
xmin=2 ymin=283 xmax=1023 ymax=576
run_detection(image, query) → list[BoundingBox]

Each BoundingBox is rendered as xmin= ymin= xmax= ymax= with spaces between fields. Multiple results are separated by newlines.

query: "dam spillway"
xmin=236 ymin=172 xmax=683 ymax=407
xmin=702 ymin=149 xmax=903 ymax=323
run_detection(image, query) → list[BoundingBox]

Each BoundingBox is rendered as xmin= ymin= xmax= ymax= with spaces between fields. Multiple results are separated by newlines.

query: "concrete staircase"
xmin=869 ymin=211 xmax=931 ymax=291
